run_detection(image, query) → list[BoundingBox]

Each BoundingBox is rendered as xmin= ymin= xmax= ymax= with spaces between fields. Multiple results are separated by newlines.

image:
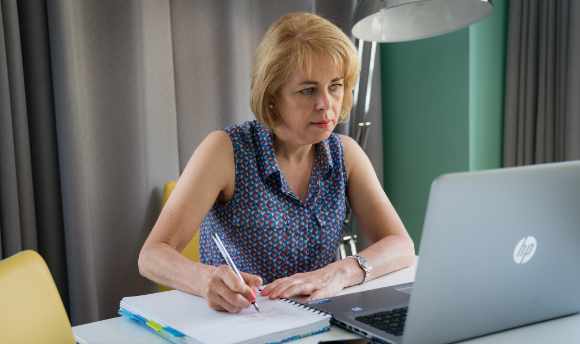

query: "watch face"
xmin=356 ymin=255 xmax=371 ymax=271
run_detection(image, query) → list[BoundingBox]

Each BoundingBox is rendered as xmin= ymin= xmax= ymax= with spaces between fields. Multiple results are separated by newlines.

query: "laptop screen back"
xmin=403 ymin=161 xmax=580 ymax=344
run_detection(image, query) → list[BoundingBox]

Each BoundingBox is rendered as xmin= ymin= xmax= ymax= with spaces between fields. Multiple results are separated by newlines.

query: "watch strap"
xmin=349 ymin=254 xmax=371 ymax=286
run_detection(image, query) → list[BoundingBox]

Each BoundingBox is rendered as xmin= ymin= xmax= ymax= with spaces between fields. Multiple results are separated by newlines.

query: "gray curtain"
xmin=1 ymin=0 xmax=69 ymax=309
xmin=504 ymin=0 xmax=580 ymax=166
xmin=1 ymin=0 xmax=383 ymax=325
xmin=47 ymin=0 xmax=179 ymax=325
xmin=2 ymin=0 xmax=179 ymax=325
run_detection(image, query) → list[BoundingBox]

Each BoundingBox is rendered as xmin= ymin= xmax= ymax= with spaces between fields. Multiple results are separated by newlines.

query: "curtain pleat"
xmin=17 ymin=0 xmax=70 ymax=308
xmin=0 ymin=0 xmax=38 ymax=253
xmin=503 ymin=0 xmax=577 ymax=166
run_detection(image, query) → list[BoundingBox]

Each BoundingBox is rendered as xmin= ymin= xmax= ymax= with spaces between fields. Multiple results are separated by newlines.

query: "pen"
xmin=211 ymin=232 xmax=260 ymax=312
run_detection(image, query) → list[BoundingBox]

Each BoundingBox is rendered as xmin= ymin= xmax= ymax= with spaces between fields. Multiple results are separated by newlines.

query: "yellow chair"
xmin=159 ymin=181 xmax=200 ymax=290
xmin=0 ymin=250 xmax=75 ymax=344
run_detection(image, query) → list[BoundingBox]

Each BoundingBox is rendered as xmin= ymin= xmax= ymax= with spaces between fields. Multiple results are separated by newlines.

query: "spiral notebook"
xmin=119 ymin=290 xmax=331 ymax=344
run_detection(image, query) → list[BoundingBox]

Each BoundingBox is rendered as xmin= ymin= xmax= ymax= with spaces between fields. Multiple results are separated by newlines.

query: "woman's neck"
xmin=273 ymin=136 xmax=314 ymax=164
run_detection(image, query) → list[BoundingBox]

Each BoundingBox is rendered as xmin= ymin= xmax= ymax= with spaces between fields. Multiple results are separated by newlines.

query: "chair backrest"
xmin=0 ymin=250 xmax=75 ymax=344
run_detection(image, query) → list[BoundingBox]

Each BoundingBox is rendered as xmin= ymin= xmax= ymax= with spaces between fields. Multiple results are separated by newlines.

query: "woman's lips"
xmin=311 ymin=120 xmax=332 ymax=128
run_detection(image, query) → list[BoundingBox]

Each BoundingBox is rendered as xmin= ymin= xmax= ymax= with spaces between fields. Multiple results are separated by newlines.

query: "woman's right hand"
xmin=205 ymin=265 xmax=263 ymax=313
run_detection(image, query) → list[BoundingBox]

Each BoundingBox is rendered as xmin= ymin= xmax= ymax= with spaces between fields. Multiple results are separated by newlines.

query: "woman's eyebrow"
xmin=298 ymin=77 xmax=344 ymax=86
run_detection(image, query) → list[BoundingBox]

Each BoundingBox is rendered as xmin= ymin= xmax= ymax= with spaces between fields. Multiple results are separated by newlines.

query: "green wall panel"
xmin=381 ymin=30 xmax=470 ymax=249
xmin=380 ymin=0 xmax=508 ymax=251
xmin=469 ymin=0 xmax=508 ymax=171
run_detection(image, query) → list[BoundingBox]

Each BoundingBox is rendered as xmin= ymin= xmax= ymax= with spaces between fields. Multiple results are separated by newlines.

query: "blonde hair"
xmin=251 ymin=12 xmax=360 ymax=128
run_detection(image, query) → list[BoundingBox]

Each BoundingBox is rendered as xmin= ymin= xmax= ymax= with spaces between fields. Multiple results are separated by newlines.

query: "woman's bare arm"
xmin=138 ymin=131 xmax=237 ymax=297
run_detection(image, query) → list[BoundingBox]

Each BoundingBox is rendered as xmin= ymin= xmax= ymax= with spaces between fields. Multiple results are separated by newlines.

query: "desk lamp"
xmin=352 ymin=0 xmax=493 ymax=43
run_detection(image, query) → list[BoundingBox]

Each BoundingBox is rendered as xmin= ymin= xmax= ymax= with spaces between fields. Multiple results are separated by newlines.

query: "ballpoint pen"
xmin=211 ymin=232 xmax=260 ymax=312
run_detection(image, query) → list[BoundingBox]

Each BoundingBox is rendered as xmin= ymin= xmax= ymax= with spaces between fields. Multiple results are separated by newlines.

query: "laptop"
xmin=309 ymin=161 xmax=580 ymax=344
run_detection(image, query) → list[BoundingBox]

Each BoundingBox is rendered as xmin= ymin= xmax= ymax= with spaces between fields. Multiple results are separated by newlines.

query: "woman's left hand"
xmin=260 ymin=260 xmax=360 ymax=302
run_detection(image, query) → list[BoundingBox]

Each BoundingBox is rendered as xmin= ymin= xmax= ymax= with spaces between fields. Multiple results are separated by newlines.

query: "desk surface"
xmin=73 ymin=265 xmax=580 ymax=343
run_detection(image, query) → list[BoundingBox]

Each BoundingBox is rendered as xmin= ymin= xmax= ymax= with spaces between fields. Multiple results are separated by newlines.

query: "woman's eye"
xmin=299 ymin=88 xmax=315 ymax=96
xmin=329 ymin=83 xmax=343 ymax=92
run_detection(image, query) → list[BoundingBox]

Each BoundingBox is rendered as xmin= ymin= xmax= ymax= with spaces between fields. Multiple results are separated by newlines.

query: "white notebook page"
xmin=120 ymin=290 xmax=330 ymax=344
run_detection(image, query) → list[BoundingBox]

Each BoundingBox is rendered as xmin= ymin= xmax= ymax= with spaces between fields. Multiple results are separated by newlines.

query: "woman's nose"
xmin=315 ymin=91 xmax=330 ymax=111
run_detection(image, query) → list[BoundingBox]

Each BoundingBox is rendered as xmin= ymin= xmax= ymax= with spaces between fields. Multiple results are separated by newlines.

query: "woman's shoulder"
xmin=335 ymin=134 xmax=365 ymax=178
xmin=224 ymin=119 xmax=259 ymax=135
xmin=335 ymin=133 xmax=355 ymax=145
xmin=335 ymin=133 xmax=359 ymax=157
xmin=180 ymin=130 xmax=235 ymax=201
xmin=223 ymin=120 xmax=263 ymax=146
xmin=197 ymin=130 xmax=234 ymax=160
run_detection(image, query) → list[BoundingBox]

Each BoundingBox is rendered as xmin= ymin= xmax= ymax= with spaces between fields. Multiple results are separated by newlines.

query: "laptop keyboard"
xmin=355 ymin=307 xmax=408 ymax=337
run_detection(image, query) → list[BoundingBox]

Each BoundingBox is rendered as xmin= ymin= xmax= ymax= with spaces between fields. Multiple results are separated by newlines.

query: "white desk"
xmin=74 ymin=265 xmax=580 ymax=343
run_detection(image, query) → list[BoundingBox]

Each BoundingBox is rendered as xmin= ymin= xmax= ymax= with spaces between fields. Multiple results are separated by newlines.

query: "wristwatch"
xmin=349 ymin=254 xmax=372 ymax=285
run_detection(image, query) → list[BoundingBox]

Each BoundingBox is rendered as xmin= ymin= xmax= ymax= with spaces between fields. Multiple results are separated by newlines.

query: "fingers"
xmin=240 ymin=272 xmax=263 ymax=302
xmin=207 ymin=291 xmax=246 ymax=313
xmin=220 ymin=266 xmax=252 ymax=295
xmin=207 ymin=265 xmax=260 ymax=313
xmin=260 ymin=277 xmax=287 ymax=297
xmin=261 ymin=276 xmax=291 ymax=298
xmin=306 ymin=289 xmax=330 ymax=302
xmin=278 ymin=282 xmax=316 ymax=299
xmin=261 ymin=275 xmax=296 ymax=296
xmin=261 ymin=268 xmax=345 ymax=301
xmin=262 ymin=275 xmax=317 ymax=299
xmin=241 ymin=271 xmax=263 ymax=289
xmin=294 ymin=289 xmax=331 ymax=304
xmin=207 ymin=277 xmax=250 ymax=312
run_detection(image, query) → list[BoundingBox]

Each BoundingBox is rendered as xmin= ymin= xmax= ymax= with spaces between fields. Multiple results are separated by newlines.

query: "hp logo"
xmin=513 ymin=236 xmax=537 ymax=264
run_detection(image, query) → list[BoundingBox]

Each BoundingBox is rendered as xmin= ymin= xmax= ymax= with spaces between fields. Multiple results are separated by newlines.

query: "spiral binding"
xmin=279 ymin=297 xmax=331 ymax=317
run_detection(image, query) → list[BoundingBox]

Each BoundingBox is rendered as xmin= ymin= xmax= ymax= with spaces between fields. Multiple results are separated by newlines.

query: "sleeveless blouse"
xmin=199 ymin=120 xmax=347 ymax=283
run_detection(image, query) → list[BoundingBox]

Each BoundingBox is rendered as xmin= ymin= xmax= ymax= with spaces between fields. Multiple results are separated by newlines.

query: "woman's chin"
xmin=307 ymin=126 xmax=334 ymax=142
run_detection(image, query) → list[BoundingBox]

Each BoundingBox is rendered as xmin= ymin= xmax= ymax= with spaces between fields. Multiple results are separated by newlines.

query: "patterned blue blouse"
xmin=199 ymin=120 xmax=347 ymax=283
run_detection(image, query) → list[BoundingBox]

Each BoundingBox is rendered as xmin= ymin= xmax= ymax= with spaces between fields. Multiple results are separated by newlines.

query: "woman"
xmin=138 ymin=12 xmax=415 ymax=313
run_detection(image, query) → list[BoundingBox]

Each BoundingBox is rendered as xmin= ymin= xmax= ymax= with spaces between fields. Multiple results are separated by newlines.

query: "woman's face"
xmin=273 ymin=54 xmax=344 ymax=146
